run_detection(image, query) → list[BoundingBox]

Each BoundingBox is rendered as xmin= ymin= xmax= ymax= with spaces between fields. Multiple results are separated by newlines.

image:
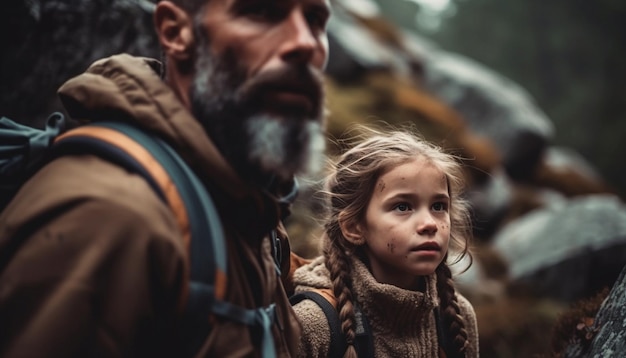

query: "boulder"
xmin=564 ymin=264 xmax=626 ymax=357
xmin=411 ymin=36 xmax=555 ymax=181
xmin=493 ymin=194 xmax=626 ymax=301
xmin=0 ymin=0 xmax=158 ymax=127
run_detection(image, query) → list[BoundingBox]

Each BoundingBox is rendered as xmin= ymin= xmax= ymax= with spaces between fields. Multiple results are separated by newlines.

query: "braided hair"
xmin=321 ymin=125 xmax=473 ymax=357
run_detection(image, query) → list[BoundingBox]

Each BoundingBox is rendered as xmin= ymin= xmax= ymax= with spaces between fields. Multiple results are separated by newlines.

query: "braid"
xmin=436 ymin=262 xmax=469 ymax=358
xmin=323 ymin=239 xmax=359 ymax=358
xmin=319 ymin=126 xmax=474 ymax=357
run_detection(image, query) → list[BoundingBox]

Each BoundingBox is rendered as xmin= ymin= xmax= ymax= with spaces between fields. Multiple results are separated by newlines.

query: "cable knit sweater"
xmin=292 ymin=256 xmax=479 ymax=357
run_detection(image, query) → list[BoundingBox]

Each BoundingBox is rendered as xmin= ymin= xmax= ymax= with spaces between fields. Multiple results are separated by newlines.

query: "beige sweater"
xmin=292 ymin=256 xmax=479 ymax=357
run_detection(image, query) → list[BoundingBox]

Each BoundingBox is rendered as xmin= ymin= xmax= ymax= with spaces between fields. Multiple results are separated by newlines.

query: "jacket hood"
xmin=57 ymin=53 xmax=248 ymax=199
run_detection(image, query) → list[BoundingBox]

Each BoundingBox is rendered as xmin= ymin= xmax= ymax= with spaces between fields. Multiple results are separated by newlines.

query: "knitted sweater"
xmin=292 ymin=256 xmax=479 ymax=357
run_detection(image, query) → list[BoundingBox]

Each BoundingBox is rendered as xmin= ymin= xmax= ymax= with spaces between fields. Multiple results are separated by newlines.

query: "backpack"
xmin=0 ymin=112 xmax=278 ymax=358
xmin=290 ymin=289 xmax=454 ymax=358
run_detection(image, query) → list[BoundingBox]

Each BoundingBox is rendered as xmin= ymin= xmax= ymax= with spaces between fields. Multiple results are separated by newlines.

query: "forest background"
xmin=380 ymin=0 xmax=626 ymax=198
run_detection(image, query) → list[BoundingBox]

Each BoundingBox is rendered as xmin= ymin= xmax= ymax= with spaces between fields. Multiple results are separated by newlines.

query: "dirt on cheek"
xmin=387 ymin=238 xmax=396 ymax=253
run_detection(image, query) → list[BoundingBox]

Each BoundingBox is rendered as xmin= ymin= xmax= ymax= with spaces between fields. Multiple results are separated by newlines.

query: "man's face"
xmin=189 ymin=0 xmax=331 ymax=184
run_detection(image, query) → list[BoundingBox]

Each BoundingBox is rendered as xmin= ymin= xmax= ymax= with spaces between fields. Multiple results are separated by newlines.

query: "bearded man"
xmin=0 ymin=0 xmax=331 ymax=356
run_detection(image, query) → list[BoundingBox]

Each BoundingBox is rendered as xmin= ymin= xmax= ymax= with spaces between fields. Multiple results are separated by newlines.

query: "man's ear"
xmin=154 ymin=1 xmax=194 ymax=61
xmin=339 ymin=215 xmax=366 ymax=246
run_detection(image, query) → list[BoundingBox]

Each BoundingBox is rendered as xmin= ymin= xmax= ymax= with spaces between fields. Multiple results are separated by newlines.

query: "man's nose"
xmin=279 ymin=10 xmax=317 ymax=64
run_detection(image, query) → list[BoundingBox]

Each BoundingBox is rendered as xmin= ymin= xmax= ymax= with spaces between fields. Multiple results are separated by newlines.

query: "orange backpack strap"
xmin=53 ymin=121 xmax=236 ymax=357
xmin=313 ymin=287 xmax=337 ymax=308
xmin=6 ymin=117 xmax=280 ymax=357
xmin=283 ymin=252 xmax=313 ymax=295
xmin=55 ymin=125 xmax=192 ymax=252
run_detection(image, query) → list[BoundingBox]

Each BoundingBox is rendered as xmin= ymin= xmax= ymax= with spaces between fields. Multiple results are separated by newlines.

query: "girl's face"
xmin=359 ymin=158 xmax=451 ymax=290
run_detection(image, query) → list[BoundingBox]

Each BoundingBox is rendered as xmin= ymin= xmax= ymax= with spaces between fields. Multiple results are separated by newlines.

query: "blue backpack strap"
xmin=54 ymin=121 xmax=278 ymax=358
xmin=53 ymin=121 xmax=228 ymax=356
xmin=0 ymin=112 xmax=66 ymax=208
xmin=121 ymin=124 xmax=279 ymax=358
xmin=290 ymin=291 xmax=348 ymax=358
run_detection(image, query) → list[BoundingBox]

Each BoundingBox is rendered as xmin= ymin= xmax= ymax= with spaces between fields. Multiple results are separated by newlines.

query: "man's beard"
xmin=189 ymin=39 xmax=326 ymax=187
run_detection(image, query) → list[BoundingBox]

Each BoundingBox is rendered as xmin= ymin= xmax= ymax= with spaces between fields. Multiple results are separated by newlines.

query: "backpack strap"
xmin=290 ymin=289 xmax=375 ymax=358
xmin=54 ymin=122 xmax=277 ymax=358
xmin=353 ymin=301 xmax=375 ymax=358
xmin=292 ymin=289 xmax=453 ymax=358
xmin=290 ymin=290 xmax=347 ymax=358
xmin=434 ymin=306 xmax=453 ymax=358
xmin=269 ymin=177 xmax=299 ymax=276
xmin=0 ymin=112 xmax=66 ymax=208
xmin=54 ymin=121 xmax=232 ymax=356
xmin=54 ymin=122 xmax=228 ymax=291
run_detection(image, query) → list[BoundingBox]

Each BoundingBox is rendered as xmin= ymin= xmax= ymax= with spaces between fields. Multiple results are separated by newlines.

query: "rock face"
xmin=564 ymin=265 xmax=626 ymax=357
xmin=492 ymin=195 xmax=626 ymax=301
xmin=418 ymin=44 xmax=555 ymax=182
xmin=0 ymin=0 xmax=159 ymax=127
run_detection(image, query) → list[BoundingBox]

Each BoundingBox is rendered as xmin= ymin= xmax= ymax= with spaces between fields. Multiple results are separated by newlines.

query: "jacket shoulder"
xmin=2 ymin=154 xmax=181 ymax=247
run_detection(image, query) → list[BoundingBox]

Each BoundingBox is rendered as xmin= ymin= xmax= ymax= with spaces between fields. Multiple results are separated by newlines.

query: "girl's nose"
xmin=417 ymin=213 xmax=438 ymax=236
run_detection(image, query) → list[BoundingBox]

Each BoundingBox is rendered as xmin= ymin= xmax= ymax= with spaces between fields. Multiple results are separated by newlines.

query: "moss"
xmin=547 ymin=288 xmax=609 ymax=357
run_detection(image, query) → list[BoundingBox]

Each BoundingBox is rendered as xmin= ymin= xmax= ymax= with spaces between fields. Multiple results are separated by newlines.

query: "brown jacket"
xmin=0 ymin=54 xmax=301 ymax=357
xmin=292 ymin=257 xmax=479 ymax=358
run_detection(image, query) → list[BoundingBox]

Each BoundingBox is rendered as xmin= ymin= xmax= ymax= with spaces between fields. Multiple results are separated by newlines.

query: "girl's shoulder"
xmin=291 ymin=288 xmax=334 ymax=358
xmin=455 ymin=292 xmax=477 ymax=320
xmin=293 ymin=256 xmax=332 ymax=291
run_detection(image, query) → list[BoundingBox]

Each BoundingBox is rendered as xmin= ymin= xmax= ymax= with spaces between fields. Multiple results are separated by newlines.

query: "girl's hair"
xmin=322 ymin=124 xmax=473 ymax=358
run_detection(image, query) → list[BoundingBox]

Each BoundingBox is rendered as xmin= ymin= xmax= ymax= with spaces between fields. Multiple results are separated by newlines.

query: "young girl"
xmin=292 ymin=126 xmax=479 ymax=357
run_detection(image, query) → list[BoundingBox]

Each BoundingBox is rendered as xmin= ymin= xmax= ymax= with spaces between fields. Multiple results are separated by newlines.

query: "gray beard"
xmin=246 ymin=115 xmax=325 ymax=182
xmin=189 ymin=39 xmax=325 ymax=185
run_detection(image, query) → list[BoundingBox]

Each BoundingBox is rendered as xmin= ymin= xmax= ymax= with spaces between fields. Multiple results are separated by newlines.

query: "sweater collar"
xmin=351 ymin=257 xmax=439 ymax=335
xmin=293 ymin=256 xmax=440 ymax=334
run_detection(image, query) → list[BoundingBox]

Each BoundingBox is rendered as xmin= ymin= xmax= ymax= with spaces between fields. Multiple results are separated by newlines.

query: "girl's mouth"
xmin=412 ymin=241 xmax=441 ymax=251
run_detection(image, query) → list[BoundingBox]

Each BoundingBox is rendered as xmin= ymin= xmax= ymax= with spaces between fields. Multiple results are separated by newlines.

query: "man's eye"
xmin=305 ymin=9 xmax=329 ymax=30
xmin=238 ymin=4 xmax=282 ymax=21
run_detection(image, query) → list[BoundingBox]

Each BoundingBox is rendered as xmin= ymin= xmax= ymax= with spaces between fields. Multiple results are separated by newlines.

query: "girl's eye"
xmin=432 ymin=202 xmax=448 ymax=212
xmin=394 ymin=203 xmax=411 ymax=212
